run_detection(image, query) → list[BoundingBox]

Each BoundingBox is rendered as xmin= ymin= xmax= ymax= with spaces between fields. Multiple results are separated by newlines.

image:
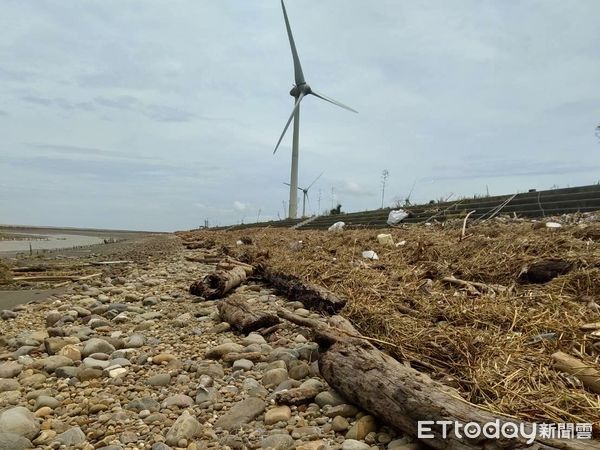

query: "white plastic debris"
xmin=387 ymin=209 xmax=409 ymax=225
xmin=396 ymin=240 xmax=407 ymax=247
xmin=545 ymin=222 xmax=562 ymax=229
xmin=328 ymin=221 xmax=345 ymax=231
xmin=361 ymin=250 xmax=379 ymax=260
xmin=236 ymin=240 xmax=244 ymax=245
xmin=377 ymin=233 xmax=394 ymax=247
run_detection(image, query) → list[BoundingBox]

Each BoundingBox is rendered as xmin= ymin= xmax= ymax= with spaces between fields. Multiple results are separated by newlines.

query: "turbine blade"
xmin=311 ymin=90 xmax=358 ymax=113
xmin=283 ymin=182 xmax=291 ymax=186
xmin=281 ymin=0 xmax=305 ymax=86
xmin=273 ymin=93 xmax=304 ymax=154
xmin=306 ymin=171 xmax=324 ymax=191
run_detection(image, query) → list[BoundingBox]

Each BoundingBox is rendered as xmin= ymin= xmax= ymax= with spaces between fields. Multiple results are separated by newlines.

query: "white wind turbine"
xmin=283 ymin=171 xmax=323 ymax=218
xmin=273 ymin=0 xmax=357 ymax=219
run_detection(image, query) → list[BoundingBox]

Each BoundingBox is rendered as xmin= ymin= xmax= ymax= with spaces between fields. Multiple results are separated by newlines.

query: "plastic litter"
xmin=387 ymin=209 xmax=409 ymax=225
xmin=328 ymin=221 xmax=345 ymax=232
xmin=377 ymin=233 xmax=394 ymax=246
xmin=361 ymin=250 xmax=379 ymax=260
xmin=546 ymin=222 xmax=562 ymax=229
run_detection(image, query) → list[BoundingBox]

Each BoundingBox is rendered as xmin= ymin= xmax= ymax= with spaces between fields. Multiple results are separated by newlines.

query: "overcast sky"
xmin=1 ymin=1 xmax=599 ymax=231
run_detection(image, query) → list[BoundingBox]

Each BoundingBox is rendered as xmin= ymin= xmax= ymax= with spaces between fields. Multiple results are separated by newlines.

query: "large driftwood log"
xmin=261 ymin=268 xmax=346 ymax=314
xmin=278 ymin=309 xmax=592 ymax=450
xmin=217 ymin=295 xmax=279 ymax=334
xmin=189 ymin=266 xmax=248 ymax=299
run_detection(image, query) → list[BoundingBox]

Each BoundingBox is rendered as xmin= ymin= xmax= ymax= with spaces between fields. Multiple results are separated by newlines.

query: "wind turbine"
xmin=283 ymin=171 xmax=323 ymax=218
xmin=273 ymin=0 xmax=357 ymax=219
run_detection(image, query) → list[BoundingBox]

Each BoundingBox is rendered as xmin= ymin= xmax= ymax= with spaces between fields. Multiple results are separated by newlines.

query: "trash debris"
xmin=361 ymin=250 xmax=379 ymax=260
xmin=525 ymin=332 xmax=558 ymax=345
xmin=395 ymin=240 xmax=407 ymax=247
xmin=546 ymin=222 xmax=562 ymax=229
xmin=377 ymin=233 xmax=394 ymax=246
xmin=328 ymin=221 xmax=345 ymax=232
xmin=387 ymin=209 xmax=409 ymax=225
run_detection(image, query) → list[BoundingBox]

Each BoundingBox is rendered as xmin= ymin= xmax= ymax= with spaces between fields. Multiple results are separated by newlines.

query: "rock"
xmin=34 ymin=395 xmax=60 ymax=410
xmin=291 ymin=426 xmax=321 ymax=439
xmin=32 ymin=429 xmax=57 ymax=445
xmin=77 ymin=368 xmax=103 ymax=381
xmin=41 ymin=355 xmax=74 ymax=372
xmin=45 ymin=311 xmax=63 ymax=327
xmin=147 ymin=373 xmax=171 ymax=386
xmin=152 ymin=353 xmax=177 ymax=364
xmin=214 ymin=397 xmax=267 ymax=430
xmin=55 ymin=426 xmax=86 ymax=446
xmin=196 ymin=362 xmax=224 ymax=379
xmin=0 ymin=310 xmax=17 ymax=320
xmin=108 ymin=367 xmax=128 ymax=378
xmin=387 ymin=444 xmax=420 ymax=450
xmin=205 ymin=343 xmax=244 ymax=359
xmin=54 ymin=366 xmax=79 ymax=378
xmin=0 ymin=361 xmax=22 ymax=378
xmin=151 ymin=444 xmax=172 ymax=450
xmin=289 ymin=361 xmax=310 ymax=380
xmin=162 ymin=394 xmax=194 ymax=408
xmin=165 ymin=411 xmax=201 ymax=446
xmin=332 ymin=416 xmax=350 ymax=432
xmin=83 ymin=357 xmax=111 ymax=370
xmin=232 ymin=359 xmax=254 ymax=371
xmin=242 ymin=333 xmax=267 ymax=346
xmin=82 ymin=338 xmax=115 ymax=357
xmin=0 ymin=406 xmax=39 ymax=439
xmin=0 ymin=379 xmax=20 ymax=392
xmin=315 ymin=389 xmax=346 ymax=408
xmin=57 ymin=344 xmax=82 ymax=361
xmin=125 ymin=334 xmax=145 ymax=348
xmin=341 ymin=440 xmax=370 ymax=450
xmin=0 ymin=433 xmax=32 ymax=450
xmin=260 ymin=434 xmax=295 ymax=449
xmin=325 ymin=404 xmax=359 ymax=418
xmin=264 ymin=405 xmax=291 ymax=425
xmin=346 ymin=415 xmax=378 ymax=441
xmin=195 ymin=386 xmax=218 ymax=405
xmin=262 ymin=368 xmax=288 ymax=388
xmin=127 ymin=396 xmax=160 ymax=413
xmin=44 ymin=336 xmax=79 ymax=355
xmin=34 ymin=407 xmax=53 ymax=418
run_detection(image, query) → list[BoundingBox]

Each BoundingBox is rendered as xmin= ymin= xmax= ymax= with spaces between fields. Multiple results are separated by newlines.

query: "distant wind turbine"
xmin=273 ymin=0 xmax=357 ymax=219
xmin=284 ymin=171 xmax=323 ymax=218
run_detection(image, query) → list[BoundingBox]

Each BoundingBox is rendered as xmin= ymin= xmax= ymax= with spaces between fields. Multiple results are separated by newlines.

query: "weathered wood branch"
xmin=552 ymin=351 xmax=600 ymax=394
xmin=261 ymin=268 xmax=346 ymax=314
xmin=277 ymin=309 xmax=591 ymax=450
xmin=442 ymin=276 xmax=508 ymax=294
xmin=189 ymin=266 xmax=249 ymax=299
xmin=217 ymin=295 xmax=279 ymax=334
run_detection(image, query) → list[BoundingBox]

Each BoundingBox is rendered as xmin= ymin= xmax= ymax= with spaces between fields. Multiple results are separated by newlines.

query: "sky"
xmin=1 ymin=0 xmax=599 ymax=231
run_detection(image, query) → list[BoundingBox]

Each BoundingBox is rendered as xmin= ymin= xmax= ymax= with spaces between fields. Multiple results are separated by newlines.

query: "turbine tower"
xmin=284 ymin=171 xmax=323 ymax=218
xmin=273 ymin=0 xmax=357 ymax=219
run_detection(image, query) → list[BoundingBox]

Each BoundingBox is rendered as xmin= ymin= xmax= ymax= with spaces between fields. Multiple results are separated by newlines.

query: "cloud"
xmin=337 ymin=180 xmax=376 ymax=197
xmin=233 ymin=201 xmax=247 ymax=212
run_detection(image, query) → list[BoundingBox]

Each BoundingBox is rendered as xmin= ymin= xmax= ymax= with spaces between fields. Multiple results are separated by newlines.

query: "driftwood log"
xmin=189 ymin=266 xmax=249 ymax=299
xmin=517 ymin=259 xmax=573 ymax=284
xmin=260 ymin=268 xmax=346 ymax=314
xmin=552 ymin=351 xmax=600 ymax=394
xmin=217 ymin=295 xmax=279 ymax=334
xmin=278 ymin=309 xmax=592 ymax=450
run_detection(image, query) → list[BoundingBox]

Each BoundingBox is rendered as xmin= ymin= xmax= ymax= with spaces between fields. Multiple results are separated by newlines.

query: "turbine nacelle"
xmin=290 ymin=83 xmax=311 ymax=98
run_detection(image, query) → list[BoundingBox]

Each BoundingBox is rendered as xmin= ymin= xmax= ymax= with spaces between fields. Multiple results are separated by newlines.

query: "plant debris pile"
xmin=178 ymin=216 xmax=600 ymax=429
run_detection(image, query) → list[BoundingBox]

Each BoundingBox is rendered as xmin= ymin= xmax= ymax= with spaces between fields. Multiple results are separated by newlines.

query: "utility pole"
xmin=381 ymin=169 xmax=389 ymax=209
xmin=317 ymin=189 xmax=322 ymax=215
